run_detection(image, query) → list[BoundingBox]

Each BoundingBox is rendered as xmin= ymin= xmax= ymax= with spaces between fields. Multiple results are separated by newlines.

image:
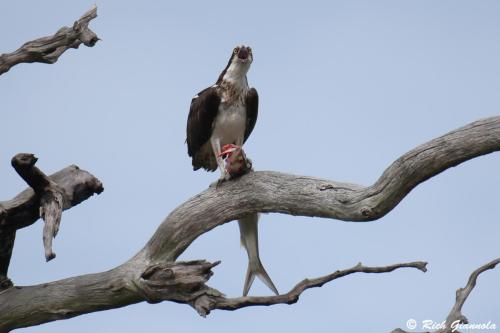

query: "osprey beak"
xmin=238 ymin=47 xmax=249 ymax=60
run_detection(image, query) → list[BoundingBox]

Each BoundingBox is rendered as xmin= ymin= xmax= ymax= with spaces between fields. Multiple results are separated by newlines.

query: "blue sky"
xmin=1 ymin=1 xmax=499 ymax=332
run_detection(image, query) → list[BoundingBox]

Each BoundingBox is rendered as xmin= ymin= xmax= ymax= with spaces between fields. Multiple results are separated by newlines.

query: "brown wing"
xmin=186 ymin=87 xmax=220 ymax=170
xmin=243 ymin=87 xmax=258 ymax=143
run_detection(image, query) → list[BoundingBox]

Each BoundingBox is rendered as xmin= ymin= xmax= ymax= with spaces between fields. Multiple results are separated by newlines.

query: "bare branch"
xmin=0 ymin=6 xmax=99 ymax=76
xmin=144 ymin=116 xmax=500 ymax=262
xmin=0 ymin=117 xmax=498 ymax=330
xmin=197 ymin=261 xmax=428 ymax=316
xmin=0 ymin=260 xmax=221 ymax=332
xmin=137 ymin=260 xmax=222 ymax=305
xmin=436 ymin=257 xmax=500 ymax=333
xmin=392 ymin=258 xmax=500 ymax=333
xmin=2 ymin=157 xmax=103 ymax=231
xmin=11 ymin=153 xmax=63 ymax=261
xmin=0 ymin=230 xmax=15 ymax=289
xmin=0 ymin=155 xmax=103 ymax=287
xmin=0 ymin=259 xmax=425 ymax=332
xmin=40 ymin=192 xmax=63 ymax=261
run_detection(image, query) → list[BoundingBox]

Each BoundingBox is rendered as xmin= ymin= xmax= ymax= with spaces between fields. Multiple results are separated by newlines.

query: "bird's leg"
xmin=210 ymin=137 xmax=228 ymax=185
xmin=233 ymin=136 xmax=253 ymax=172
xmin=235 ymin=136 xmax=244 ymax=149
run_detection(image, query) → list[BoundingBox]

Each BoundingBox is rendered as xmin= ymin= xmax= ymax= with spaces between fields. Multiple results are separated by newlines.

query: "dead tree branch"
xmin=0 ymin=117 xmax=498 ymax=331
xmin=436 ymin=257 xmax=500 ymax=333
xmin=11 ymin=153 xmax=64 ymax=261
xmin=392 ymin=257 xmax=500 ymax=333
xmin=0 ymin=155 xmax=103 ymax=290
xmin=0 ymin=6 xmax=99 ymax=76
xmin=0 ymin=259 xmax=426 ymax=332
xmin=198 ymin=261 xmax=428 ymax=316
xmin=144 ymin=116 xmax=500 ymax=262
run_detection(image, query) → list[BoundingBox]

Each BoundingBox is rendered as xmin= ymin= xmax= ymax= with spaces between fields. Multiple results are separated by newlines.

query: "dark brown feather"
xmin=244 ymin=88 xmax=258 ymax=143
xmin=186 ymin=87 xmax=220 ymax=170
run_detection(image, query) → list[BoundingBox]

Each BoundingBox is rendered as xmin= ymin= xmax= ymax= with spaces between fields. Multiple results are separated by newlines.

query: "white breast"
xmin=212 ymin=103 xmax=247 ymax=147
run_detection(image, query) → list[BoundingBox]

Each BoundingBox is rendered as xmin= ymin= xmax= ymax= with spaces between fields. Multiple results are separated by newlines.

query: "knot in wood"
xmin=0 ymin=276 xmax=13 ymax=291
xmin=318 ymin=184 xmax=335 ymax=191
xmin=11 ymin=153 xmax=37 ymax=169
xmin=141 ymin=265 xmax=174 ymax=281
xmin=361 ymin=207 xmax=374 ymax=218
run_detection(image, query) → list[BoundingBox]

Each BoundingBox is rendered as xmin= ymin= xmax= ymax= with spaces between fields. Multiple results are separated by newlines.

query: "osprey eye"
xmin=248 ymin=47 xmax=252 ymax=53
xmin=233 ymin=48 xmax=238 ymax=54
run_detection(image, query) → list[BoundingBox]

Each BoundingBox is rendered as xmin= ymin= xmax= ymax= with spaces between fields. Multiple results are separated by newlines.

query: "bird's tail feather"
xmin=243 ymin=256 xmax=279 ymax=297
xmin=238 ymin=213 xmax=279 ymax=296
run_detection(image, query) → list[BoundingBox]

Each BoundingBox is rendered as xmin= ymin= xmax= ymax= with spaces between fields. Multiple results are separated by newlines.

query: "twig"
xmin=392 ymin=258 xmax=500 ymax=333
xmin=436 ymin=258 xmax=500 ymax=333
xmin=193 ymin=261 xmax=428 ymax=316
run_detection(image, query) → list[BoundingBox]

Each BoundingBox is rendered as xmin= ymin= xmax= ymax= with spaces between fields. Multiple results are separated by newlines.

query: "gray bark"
xmin=144 ymin=116 xmax=500 ymax=261
xmin=392 ymin=257 xmax=500 ymax=333
xmin=0 ymin=116 xmax=499 ymax=332
xmin=0 ymin=155 xmax=103 ymax=290
xmin=11 ymin=153 xmax=65 ymax=262
xmin=0 ymin=6 xmax=99 ymax=76
xmin=436 ymin=258 xmax=500 ymax=333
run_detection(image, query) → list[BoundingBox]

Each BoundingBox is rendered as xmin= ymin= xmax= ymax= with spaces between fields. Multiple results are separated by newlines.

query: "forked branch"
xmin=436 ymin=257 xmax=500 ymax=333
xmin=0 ymin=155 xmax=103 ymax=289
xmin=0 ymin=116 xmax=499 ymax=331
xmin=392 ymin=257 xmax=500 ymax=333
xmin=195 ymin=261 xmax=428 ymax=316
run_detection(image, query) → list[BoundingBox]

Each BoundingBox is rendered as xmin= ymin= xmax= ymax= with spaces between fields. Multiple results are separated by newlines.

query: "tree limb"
xmin=144 ymin=116 xmax=500 ymax=262
xmin=0 ymin=230 xmax=15 ymax=289
xmin=436 ymin=257 xmax=500 ymax=333
xmin=0 ymin=116 xmax=498 ymax=331
xmin=0 ymin=155 xmax=103 ymax=288
xmin=0 ymin=6 xmax=99 ymax=76
xmin=11 ymin=153 xmax=64 ymax=261
xmin=198 ymin=261 xmax=428 ymax=316
xmin=392 ymin=258 xmax=500 ymax=333
xmin=0 ymin=259 xmax=426 ymax=332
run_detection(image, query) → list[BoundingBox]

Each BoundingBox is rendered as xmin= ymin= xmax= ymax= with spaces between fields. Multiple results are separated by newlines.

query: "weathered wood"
xmin=0 ymin=230 xmax=15 ymax=289
xmin=0 ymin=117 xmax=498 ymax=332
xmin=144 ymin=116 xmax=500 ymax=262
xmin=0 ymin=157 xmax=103 ymax=288
xmin=0 ymin=6 xmax=99 ymax=76
xmin=202 ymin=261 xmax=428 ymax=315
xmin=0 ymin=260 xmax=219 ymax=332
xmin=436 ymin=257 xmax=500 ymax=333
xmin=0 ymin=265 xmax=141 ymax=333
xmin=391 ymin=257 xmax=500 ymax=333
xmin=11 ymin=153 xmax=64 ymax=261
xmin=0 ymin=163 xmax=103 ymax=231
xmin=0 ymin=259 xmax=424 ymax=332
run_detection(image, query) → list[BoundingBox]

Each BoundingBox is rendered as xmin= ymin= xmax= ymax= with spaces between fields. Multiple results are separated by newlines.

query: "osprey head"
xmin=231 ymin=45 xmax=253 ymax=64
xmin=218 ymin=45 xmax=253 ymax=83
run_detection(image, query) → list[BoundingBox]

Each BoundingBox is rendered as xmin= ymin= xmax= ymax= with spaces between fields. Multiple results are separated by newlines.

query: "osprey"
xmin=186 ymin=45 xmax=258 ymax=179
xmin=186 ymin=45 xmax=278 ymax=296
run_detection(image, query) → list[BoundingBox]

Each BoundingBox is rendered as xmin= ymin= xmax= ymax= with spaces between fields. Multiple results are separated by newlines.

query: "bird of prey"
xmin=186 ymin=46 xmax=278 ymax=296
